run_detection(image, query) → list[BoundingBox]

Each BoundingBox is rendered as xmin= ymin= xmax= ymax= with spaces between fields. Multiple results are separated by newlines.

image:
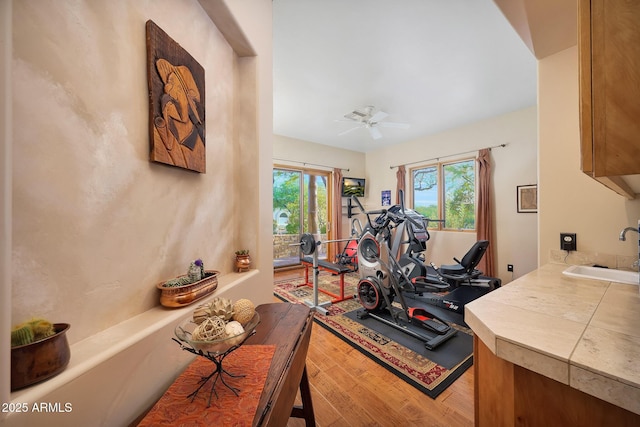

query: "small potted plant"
xmin=235 ymin=250 xmax=251 ymax=272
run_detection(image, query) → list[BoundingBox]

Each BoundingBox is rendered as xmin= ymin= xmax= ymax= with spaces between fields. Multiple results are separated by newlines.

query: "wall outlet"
xmin=507 ymin=264 xmax=514 ymax=272
xmin=560 ymin=233 xmax=577 ymax=251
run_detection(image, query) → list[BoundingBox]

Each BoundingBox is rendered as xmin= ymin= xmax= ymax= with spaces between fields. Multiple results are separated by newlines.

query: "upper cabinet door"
xmin=579 ymin=0 xmax=640 ymax=197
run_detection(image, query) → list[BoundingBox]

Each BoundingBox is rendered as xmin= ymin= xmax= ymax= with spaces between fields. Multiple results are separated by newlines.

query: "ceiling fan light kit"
xmin=338 ymin=105 xmax=410 ymax=140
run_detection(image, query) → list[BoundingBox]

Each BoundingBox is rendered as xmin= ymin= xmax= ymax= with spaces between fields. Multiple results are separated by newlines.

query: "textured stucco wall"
xmin=10 ymin=0 xmax=269 ymax=345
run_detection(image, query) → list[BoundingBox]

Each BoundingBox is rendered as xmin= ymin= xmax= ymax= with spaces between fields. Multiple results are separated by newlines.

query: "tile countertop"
xmin=465 ymin=263 xmax=640 ymax=415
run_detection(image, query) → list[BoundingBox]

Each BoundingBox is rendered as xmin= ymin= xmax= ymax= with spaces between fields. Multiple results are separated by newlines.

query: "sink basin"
xmin=562 ymin=265 xmax=639 ymax=285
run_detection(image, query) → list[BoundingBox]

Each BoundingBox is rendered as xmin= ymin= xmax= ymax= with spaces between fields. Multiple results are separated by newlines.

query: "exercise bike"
xmin=334 ymin=218 xmax=362 ymax=272
xmin=393 ymin=203 xmax=501 ymax=314
xmin=350 ymin=196 xmax=458 ymax=351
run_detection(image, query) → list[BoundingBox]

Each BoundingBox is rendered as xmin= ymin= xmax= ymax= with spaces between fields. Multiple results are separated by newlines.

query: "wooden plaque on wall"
xmin=146 ymin=20 xmax=206 ymax=173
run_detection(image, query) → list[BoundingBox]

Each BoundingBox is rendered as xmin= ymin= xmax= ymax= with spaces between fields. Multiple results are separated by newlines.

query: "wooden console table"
xmin=248 ymin=303 xmax=315 ymax=426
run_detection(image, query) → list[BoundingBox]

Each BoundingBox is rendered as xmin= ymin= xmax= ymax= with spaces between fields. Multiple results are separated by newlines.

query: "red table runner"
xmin=138 ymin=344 xmax=276 ymax=426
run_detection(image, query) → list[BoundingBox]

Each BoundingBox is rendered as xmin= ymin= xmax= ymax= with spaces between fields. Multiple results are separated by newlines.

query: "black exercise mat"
xmin=344 ymin=308 xmax=473 ymax=370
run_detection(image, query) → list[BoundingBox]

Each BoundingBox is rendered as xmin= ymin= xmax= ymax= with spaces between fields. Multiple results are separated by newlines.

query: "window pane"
xmin=443 ymin=160 xmax=475 ymax=230
xmin=302 ymin=173 xmax=328 ymax=236
xmin=273 ymin=169 xmax=301 ymax=235
xmin=412 ymin=166 xmax=439 ymax=228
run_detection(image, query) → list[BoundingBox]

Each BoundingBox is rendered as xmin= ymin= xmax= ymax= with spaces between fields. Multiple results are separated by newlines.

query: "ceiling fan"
xmin=337 ymin=105 xmax=410 ymax=140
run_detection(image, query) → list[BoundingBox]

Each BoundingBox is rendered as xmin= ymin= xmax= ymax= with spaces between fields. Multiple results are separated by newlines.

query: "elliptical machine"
xmin=351 ymin=195 xmax=458 ymax=351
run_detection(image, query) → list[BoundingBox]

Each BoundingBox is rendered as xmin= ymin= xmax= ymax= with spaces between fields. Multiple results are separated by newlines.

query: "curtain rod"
xmin=273 ymin=158 xmax=350 ymax=171
xmin=389 ymin=143 xmax=508 ymax=169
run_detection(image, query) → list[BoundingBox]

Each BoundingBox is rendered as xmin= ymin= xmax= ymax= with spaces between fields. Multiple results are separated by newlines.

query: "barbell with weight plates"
xmin=290 ymin=233 xmax=358 ymax=256
xmin=288 ymin=233 xmax=318 ymax=255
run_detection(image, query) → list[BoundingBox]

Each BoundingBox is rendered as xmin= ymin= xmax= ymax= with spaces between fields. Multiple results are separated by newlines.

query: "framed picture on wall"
xmin=381 ymin=190 xmax=391 ymax=206
xmin=517 ymin=184 xmax=537 ymax=213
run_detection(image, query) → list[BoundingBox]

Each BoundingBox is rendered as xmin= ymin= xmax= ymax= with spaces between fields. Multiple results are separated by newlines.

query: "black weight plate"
xmin=300 ymin=233 xmax=316 ymax=255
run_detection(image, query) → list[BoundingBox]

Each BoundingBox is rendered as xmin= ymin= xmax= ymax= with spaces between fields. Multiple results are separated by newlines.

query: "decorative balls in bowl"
xmin=175 ymin=312 xmax=260 ymax=354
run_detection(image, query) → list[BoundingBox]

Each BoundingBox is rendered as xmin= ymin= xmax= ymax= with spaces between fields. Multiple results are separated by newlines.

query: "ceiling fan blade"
xmin=379 ymin=121 xmax=410 ymax=129
xmin=369 ymin=126 xmax=383 ymax=140
xmin=339 ymin=125 xmax=363 ymax=136
xmin=369 ymin=110 xmax=388 ymax=123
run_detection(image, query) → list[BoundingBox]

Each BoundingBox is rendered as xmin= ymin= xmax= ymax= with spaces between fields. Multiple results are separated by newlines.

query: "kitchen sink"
xmin=562 ymin=265 xmax=639 ymax=285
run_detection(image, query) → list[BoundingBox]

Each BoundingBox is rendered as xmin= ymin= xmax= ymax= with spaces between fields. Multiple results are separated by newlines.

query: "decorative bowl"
xmin=174 ymin=312 xmax=260 ymax=355
xmin=157 ymin=270 xmax=219 ymax=308
xmin=11 ymin=323 xmax=71 ymax=391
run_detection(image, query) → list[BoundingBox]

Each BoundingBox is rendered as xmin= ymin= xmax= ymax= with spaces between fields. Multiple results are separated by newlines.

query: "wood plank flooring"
xmin=274 ymin=268 xmax=474 ymax=427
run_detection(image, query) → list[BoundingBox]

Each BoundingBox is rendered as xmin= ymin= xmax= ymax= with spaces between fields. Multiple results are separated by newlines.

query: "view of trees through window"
xmin=272 ymin=169 xmax=328 ymax=235
xmin=412 ymin=159 xmax=476 ymax=230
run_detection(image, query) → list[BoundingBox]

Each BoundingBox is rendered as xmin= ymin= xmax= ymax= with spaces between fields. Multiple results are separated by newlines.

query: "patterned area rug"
xmin=274 ymin=272 xmax=474 ymax=399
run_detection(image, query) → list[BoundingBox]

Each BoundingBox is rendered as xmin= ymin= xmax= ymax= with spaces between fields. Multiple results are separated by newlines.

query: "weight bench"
xmin=300 ymin=256 xmax=354 ymax=303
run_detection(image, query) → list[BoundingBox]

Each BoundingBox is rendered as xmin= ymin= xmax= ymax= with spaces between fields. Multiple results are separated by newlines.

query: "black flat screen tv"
xmin=341 ymin=177 xmax=366 ymax=197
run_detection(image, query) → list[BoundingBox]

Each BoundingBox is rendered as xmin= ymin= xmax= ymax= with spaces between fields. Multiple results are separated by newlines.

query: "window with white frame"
xmin=411 ymin=159 xmax=476 ymax=231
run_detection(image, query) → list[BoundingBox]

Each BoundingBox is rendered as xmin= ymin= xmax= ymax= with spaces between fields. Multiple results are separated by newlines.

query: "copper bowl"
xmin=11 ymin=323 xmax=71 ymax=391
xmin=157 ymin=270 xmax=219 ymax=308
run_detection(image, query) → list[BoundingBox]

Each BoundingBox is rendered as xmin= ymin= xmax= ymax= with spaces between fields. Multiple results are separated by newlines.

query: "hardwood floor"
xmin=274 ymin=268 xmax=474 ymax=427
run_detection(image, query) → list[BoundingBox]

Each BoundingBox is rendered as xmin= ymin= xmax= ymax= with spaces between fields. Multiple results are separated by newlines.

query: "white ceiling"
xmin=273 ymin=0 xmax=538 ymax=153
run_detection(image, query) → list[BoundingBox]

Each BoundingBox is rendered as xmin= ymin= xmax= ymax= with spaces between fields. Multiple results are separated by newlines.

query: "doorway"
xmin=273 ymin=167 xmax=331 ymax=268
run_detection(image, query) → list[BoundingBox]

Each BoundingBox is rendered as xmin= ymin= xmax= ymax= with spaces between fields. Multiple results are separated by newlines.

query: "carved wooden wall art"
xmin=146 ymin=20 xmax=206 ymax=173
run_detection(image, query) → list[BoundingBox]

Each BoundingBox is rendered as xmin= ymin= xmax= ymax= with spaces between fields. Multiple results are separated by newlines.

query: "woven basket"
xmin=157 ymin=270 xmax=219 ymax=308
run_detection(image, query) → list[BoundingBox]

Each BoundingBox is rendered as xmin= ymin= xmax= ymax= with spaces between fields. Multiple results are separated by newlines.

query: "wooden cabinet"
xmin=579 ymin=0 xmax=640 ymax=199
xmin=474 ymin=336 xmax=640 ymax=426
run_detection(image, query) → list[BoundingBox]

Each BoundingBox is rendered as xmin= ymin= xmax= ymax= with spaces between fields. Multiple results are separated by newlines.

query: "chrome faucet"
xmin=619 ymin=226 xmax=639 ymax=241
